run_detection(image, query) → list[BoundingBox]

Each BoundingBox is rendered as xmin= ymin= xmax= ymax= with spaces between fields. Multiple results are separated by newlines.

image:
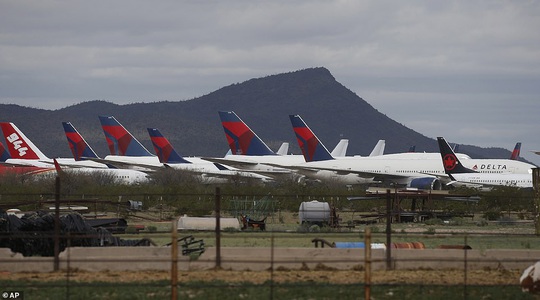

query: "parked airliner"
xmin=204 ymin=111 xmax=385 ymax=185
xmin=437 ymin=137 xmax=533 ymax=189
xmin=53 ymin=159 xmax=149 ymax=185
xmin=283 ymin=114 xmax=536 ymax=189
xmin=82 ymin=115 xmax=272 ymax=183
xmin=0 ymin=142 xmax=55 ymax=178
xmin=148 ymin=127 xmax=272 ymax=183
xmin=0 ymin=122 xmax=106 ymax=169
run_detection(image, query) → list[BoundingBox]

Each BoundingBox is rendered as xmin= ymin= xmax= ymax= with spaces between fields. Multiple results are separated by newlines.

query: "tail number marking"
xmin=6 ymin=133 xmax=28 ymax=157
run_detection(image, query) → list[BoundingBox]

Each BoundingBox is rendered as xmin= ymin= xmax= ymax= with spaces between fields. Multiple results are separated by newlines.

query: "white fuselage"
xmin=211 ymin=152 xmax=533 ymax=186
xmin=449 ymin=172 xmax=532 ymax=188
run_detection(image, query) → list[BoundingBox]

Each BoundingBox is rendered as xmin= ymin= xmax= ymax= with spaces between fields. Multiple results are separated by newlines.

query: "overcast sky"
xmin=1 ymin=1 xmax=539 ymax=165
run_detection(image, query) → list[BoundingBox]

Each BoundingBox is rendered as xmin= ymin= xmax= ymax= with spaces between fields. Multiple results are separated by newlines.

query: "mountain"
xmin=0 ymin=67 xmax=517 ymax=160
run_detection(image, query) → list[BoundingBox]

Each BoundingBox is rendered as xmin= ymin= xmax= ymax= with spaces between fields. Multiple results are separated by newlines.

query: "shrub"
xmin=483 ymin=210 xmax=501 ymax=221
xmin=476 ymin=220 xmax=489 ymax=227
xmin=309 ymin=224 xmax=321 ymax=233
xmin=425 ymin=218 xmax=443 ymax=225
xmin=449 ymin=217 xmax=464 ymax=226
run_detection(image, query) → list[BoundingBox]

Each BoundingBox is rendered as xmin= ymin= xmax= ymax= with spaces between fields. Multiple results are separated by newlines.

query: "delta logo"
xmin=472 ymin=164 xmax=507 ymax=170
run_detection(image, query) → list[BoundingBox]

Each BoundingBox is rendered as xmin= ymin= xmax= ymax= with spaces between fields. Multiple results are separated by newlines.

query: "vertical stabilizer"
xmin=331 ymin=139 xmax=349 ymax=157
xmin=276 ymin=142 xmax=289 ymax=155
xmin=218 ymin=111 xmax=276 ymax=156
xmin=289 ymin=115 xmax=334 ymax=162
xmin=369 ymin=140 xmax=386 ymax=157
xmin=0 ymin=142 xmax=10 ymax=162
xmin=437 ymin=137 xmax=475 ymax=176
xmin=99 ymin=116 xmax=153 ymax=156
xmin=62 ymin=122 xmax=100 ymax=160
xmin=510 ymin=142 xmax=521 ymax=160
xmin=147 ymin=128 xmax=190 ymax=164
xmin=0 ymin=122 xmax=48 ymax=160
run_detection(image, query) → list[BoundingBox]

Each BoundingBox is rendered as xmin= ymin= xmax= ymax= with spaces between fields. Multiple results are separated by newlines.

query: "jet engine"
xmin=408 ymin=177 xmax=442 ymax=190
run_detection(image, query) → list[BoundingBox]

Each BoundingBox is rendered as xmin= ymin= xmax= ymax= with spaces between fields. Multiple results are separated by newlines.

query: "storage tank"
xmin=298 ymin=200 xmax=330 ymax=224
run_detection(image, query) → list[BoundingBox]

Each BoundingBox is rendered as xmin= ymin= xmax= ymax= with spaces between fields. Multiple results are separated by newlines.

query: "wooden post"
xmin=386 ymin=189 xmax=392 ymax=270
xmin=533 ymin=168 xmax=540 ymax=236
xmin=54 ymin=176 xmax=60 ymax=271
xmin=364 ymin=227 xmax=371 ymax=300
xmin=215 ymin=187 xmax=221 ymax=269
xmin=171 ymin=219 xmax=178 ymax=299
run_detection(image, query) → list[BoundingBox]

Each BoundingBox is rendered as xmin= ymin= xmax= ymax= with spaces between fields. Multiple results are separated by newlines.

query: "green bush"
xmin=425 ymin=218 xmax=443 ymax=225
xmin=483 ymin=210 xmax=501 ymax=221
xmin=476 ymin=220 xmax=489 ymax=227
xmin=309 ymin=224 xmax=321 ymax=233
xmin=449 ymin=217 xmax=464 ymax=226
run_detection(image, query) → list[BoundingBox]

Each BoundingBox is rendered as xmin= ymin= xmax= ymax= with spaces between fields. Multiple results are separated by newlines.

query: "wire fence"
xmin=1 ymin=220 xmax=539 ymax=299
xmin=1 ymin=185 xmax=540 ymax=299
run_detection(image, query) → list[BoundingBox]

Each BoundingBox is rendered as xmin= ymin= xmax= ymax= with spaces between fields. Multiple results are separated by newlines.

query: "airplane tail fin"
xmin=0 ymin=142 xmax=10 ymax=162
xmin=147 ymin=128 xmax=190 ymax=164
xmin=289 ymin=114 xmax=334 ymax=162
xmin=510 ymin=142 xmax=521 ymax=160
xmin=276 ymin=142 xmax=289 ymax=155
xmin=99 ymin=116 xmax=153 ymax=157
xmin=62 ymin=122 xmax=100 ymax=160
xmin=369 ymin=140 xmax=385 ymax=157
xmin=218 ymin=111 xmax=276 ymax=156
xmin=330 ymin=139 xmax=349 ymax=157
xmin=0 ymin=122 xmax=49 ymax=160
xmin=437 ymin=137 xmax=475 ymax=175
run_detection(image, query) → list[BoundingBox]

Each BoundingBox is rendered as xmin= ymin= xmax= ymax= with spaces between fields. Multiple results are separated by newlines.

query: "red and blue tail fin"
xmin=218 ymin=111 xmax=276 ymax=156
xmin=289 ymin=115 xmax=334 ymax=162
xmin=0 ymin=122 xmax=48 ymax=160
xmin=0 ymin=142 xmax=10 ymax=162
xmin=147 ymin=128 xmax=190 ymax=164
xmin=62 ymin=122 xmax=100 ymax=160
xmin=437 ymin=137 xmax=475 ymax=176
xmin=99 ymin=116 xmax=153 ymax=157
xmin=510 ymin=142 xmax=521 ymax=160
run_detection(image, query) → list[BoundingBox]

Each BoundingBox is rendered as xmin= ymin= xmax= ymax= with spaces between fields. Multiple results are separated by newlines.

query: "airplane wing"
xmin=201 ymin=157 xmax=292 ymax=175
xmin=202 ymin=157 xmax=260 ymax=167
xmin=164 ymin=163 xmax=273 ymax=182
xmin=1 ymin=161 xmax=40 ymax=167
xmin=37 ymin=160 xmax=110 ymax=169
xmin=266 ymin=163 xmax=390 ymax=180
xmin=81 ymin=157 xmax=163 ymax=172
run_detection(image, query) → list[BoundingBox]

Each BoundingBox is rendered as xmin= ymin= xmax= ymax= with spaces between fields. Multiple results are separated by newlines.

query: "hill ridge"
xmin=0 ymin=67 xmax=515 ymax=161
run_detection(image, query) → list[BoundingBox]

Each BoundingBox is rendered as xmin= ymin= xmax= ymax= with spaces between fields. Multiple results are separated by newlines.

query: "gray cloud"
xmin=1 ymin=0 xmax=539 ymax=165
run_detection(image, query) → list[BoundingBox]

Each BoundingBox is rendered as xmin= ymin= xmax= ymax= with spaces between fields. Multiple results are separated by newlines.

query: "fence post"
xmin=215 ymin=187 xmax=221 ymax=269
xmin=463 ymin=234 xmax=468 ymax=299
xmin=171 ymin=218 xmax=178 ymax=299
xmin=533 ymin=168 xmax=540 ymax=235
xmin=365 ymin=227 xmax=371 ymax=300
xmin=54 ymin=176 xmax=60 ymax=271
xmin=386 ymin=189 xmax=392 ymax=270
